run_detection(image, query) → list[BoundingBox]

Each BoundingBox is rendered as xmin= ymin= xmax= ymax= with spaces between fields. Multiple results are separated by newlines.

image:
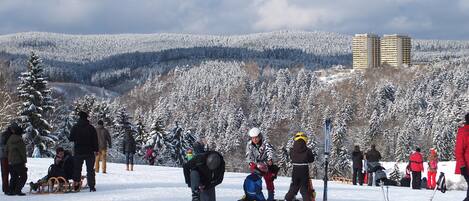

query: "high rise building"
xmin=380 ymin=34 xmax=411 ymax=68
xmin=352 ymin=34 xmax=380 ymax=69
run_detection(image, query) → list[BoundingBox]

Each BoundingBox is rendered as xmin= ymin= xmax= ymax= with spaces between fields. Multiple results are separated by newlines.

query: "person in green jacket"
xmin=5 ymin=123 xmax=27 ymax=196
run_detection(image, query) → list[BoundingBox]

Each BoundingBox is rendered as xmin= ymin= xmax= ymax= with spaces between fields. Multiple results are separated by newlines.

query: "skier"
xmin=365 ymin=144 xmax=381 ymax=186
xmin=285 ymin=132 xmax=315 ymax=201
xmin=455 ymin=113 xmax=469 ymax=201
xmin=351 ymin=145 xmax=364 ymax=185
xmin=95 ymin=120 xmax=112 ymax=174
xmin=70 ymin=111 xmax=98 ymax=192
xmin=409 ymin=147 xmax=424 ymax=189
xmin=0 ymin=124 xmax=13 ymax=195
xmin=30 ymin=147 xmax=74 ymax=191
xmin=5 ymin=123 xmax=27 ymax=196
xmin=183 ymin=151 xmax=225 ymax=201
xmin=427 ymin=148 xmax=438 ymax=189
xmin=122 ymin=127 xmax=137 ymax=171
xmin=242 ymin=163 xmax=269 ymax=201
xmin=246 ymin=127 xmax=277 ymax=200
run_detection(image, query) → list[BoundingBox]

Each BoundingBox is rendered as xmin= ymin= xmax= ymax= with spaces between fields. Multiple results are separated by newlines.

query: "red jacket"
xmin=455 ymin=125 xmax=469 ymax=174
xmin=409 ymin=151 xmax=424 ymax=172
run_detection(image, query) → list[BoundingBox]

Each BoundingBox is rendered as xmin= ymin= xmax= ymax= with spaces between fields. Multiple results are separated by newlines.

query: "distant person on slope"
xmin=365 ymin=144 xmax=381 ymax=186
xmin=5 ymin=123 xmax=27 ymax=196
xmin=242 ymin=163 xmax=269 ymax=201
xmin=70 ymin=111 xmax=98 ymax=192
xmin=427 ymin=148 xmax=438 ymax=189
xmin=455 ymin=113 xmax=469 ymax=201
xmin=183 ymin=151 xmax=225 ymax=201
xmin=246 ymin=127 xmax=278 ymax=201
xmin=284 ymin=132 xmax=315 ymax=201
xmin=95 ymin=120 xmax=112 ymax=174
xmin=409 ymin=147 xmax=424 ymax=189
xmin=0 ymin=124 xmax=13 ymax=195
xmin=351 ymin=145 xmax=364 ymax=186
xmin=122 ymin=127 xmax=137 ymax=171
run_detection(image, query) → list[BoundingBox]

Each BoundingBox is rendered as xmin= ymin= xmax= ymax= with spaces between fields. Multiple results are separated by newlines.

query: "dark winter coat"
xmin=122 ymin=133 xmax=136 ymax=154
xmin=193 ymin=141 xmax=206 ymax=155
xmin=6 ymin=134 xmax=27 ymax=165
xmin=70 ymin=119 xmax=99 ymax=156
xmin=246 ymin=136 xmax=274 ymax=163
xmin=96 ymin=125 xmax=112 ymax=151
xmin=183 ymin=151 xmax=225 ymax=190
xmin=47 ymin=151 xmax=74 ymax=180
xmin=0 ymin=130 xmax=12 ymax=159
xmin=352 ymin=150 xmax=364 ymax=169
xmin=365 ymin=148 xmax=381 ymax=162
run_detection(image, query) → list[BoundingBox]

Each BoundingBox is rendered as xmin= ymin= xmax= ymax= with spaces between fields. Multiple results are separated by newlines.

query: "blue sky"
xmin=1 ymin=0 xmax=468 ymax=40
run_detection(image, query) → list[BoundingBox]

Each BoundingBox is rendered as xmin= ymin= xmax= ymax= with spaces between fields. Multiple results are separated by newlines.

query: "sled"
xmin=330 ymin=176 xmax=352 ymax=184
xmin=30 ymin=176 xmax=88 ymax=194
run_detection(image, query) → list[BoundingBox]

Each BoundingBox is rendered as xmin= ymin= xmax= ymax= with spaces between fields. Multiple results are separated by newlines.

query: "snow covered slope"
xmin=1 ymin=158 xmax=466 ymax=201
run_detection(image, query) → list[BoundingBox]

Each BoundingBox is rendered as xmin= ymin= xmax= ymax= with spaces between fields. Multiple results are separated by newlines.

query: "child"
xmin=427 ymin=148 xmax=438 ymax=189
xmin=285 ymin=132 xmax=315 ymax=201
xmin=243 ymin=163 xmax=268 ymax=201
xmin=186 ymin=148 xmax=194 ymax=161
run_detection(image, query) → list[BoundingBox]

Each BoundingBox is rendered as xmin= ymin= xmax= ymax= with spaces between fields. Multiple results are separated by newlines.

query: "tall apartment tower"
xmin=352 ymin=34 xmax=380 ymax=69
xmin=381 ymin=34 xmax=411 ymax=68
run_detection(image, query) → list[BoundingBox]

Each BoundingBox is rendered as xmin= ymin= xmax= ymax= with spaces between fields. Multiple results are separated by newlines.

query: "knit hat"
xmin=294 ymin=132 xmax=308 ymax=143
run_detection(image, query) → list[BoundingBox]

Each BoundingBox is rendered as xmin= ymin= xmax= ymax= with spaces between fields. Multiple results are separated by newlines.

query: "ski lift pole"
xmin=323 ymin=118 xmax=332 ymax=201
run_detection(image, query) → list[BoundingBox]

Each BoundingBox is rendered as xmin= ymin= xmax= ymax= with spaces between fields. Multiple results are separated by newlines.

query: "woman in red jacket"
xmin=427 ymin=148 xmax=438 ymax=189
xmin=409 ymin=147 xmax=424 ymax=189
xmin=455 ymin=113 xmax=469 ymax=201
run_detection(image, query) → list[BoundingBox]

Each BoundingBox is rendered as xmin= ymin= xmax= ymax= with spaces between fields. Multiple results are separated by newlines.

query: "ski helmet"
xmin=294 ymin=132 xmax=308 ymax=143
xmin=206 ymin=152 xmax=221 ymax=170
xmin=248 ymin=127 xmax=261 ymax=137
xmin=253 ymin=162 xmax=269 ymax=175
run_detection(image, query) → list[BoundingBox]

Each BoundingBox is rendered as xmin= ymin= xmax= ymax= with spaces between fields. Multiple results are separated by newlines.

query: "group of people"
xmin=0 ymin=111 xmax=140 ymax=196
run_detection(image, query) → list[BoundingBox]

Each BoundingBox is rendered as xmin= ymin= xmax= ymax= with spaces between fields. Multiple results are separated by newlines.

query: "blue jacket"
xmin=244 ymin=173 xmax=265 ymax=201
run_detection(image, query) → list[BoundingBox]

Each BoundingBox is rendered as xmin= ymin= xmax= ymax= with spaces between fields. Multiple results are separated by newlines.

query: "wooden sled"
xmin=30 ymin=176 xmax=87 ymax=194
xmin=331 ymin=176 xmax=353 ymax=184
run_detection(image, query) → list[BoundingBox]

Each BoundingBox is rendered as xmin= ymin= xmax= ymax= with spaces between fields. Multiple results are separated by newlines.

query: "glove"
xmin=461 ymin=166 xmax=467 ymax=176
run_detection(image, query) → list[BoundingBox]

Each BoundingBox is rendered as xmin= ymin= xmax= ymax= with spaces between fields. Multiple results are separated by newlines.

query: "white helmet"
xmin=248 ymin=127 xmax=261 ymax=137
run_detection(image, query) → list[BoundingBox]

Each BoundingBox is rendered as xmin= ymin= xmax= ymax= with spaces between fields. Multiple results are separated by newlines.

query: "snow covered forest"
xmin=0 ymin=31 xmax=468 ymax=179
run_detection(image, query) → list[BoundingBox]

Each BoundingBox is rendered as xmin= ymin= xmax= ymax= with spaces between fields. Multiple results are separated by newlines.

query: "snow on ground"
xmin=1 ymin=158 xmax=467 ymax=201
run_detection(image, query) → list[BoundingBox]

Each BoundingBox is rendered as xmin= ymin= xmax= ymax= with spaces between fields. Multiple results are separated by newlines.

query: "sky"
xmin=1 ymin=0 xmax=469 ymax=40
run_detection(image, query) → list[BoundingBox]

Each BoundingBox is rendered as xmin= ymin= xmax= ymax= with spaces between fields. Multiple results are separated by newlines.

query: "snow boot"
xmin=90 ymin=186 xmax=96 ymax=192
xmin=29 ymin=182 xmax=39 ymax=191
xmin=130 ymin=164 xmax=134 ymax=171
xmin=126 ymin=164 xmax=129 ymax=171
xmin=267 ymin=190 xmax=275 ymax=201
xmin=192 ymin=189 xmax=200 ymax=201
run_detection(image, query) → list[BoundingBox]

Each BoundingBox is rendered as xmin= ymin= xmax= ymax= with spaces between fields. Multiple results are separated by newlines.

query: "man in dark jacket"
xmin=122 ymin=128 xmax=136 ymax=171
xmin=0 ymin=125 xmax=12 ymax=194
xmin=285 ymin=132 xmax=315 ymax=201
xmin=30 ymin=147 xmax=74 ymax=191
xmin=70 ymin=111 xmax=98 ymax=192
xmin=184 ymin=151 xmax=225 ymax=201
xmin=365 ymin=144 xmax=382 ymax=186
xmin=5 ymin=123 xmax=27 ymax=196
xmin=95 ymin=120 xmax=112 ymax=174
xmin=352 ymin=145 xmax=364 ymax=185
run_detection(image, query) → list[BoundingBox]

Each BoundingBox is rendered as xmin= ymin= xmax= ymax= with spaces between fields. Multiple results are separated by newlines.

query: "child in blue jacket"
xmin=243 ymin=163 xmax=268 ymax=201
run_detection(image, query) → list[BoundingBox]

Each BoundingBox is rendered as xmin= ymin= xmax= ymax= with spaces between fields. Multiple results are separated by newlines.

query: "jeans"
xmin=126 ymin=153 xmax=134 ymax=165
xmin=190 ymin=170 xmax=216 ymax=201
xmin=9 ymin=163 xmax=27 ymax=193
xmin=73 ymin=154 xmax=96 ymax=188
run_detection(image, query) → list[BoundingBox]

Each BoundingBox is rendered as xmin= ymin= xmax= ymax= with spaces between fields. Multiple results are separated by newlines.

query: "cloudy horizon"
xmin=1 ymin=0 xmax=468 ymax=40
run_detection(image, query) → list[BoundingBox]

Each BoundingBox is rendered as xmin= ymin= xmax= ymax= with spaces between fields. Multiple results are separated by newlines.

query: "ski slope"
xmin=0 ymin=158 xmax=466 ymax=201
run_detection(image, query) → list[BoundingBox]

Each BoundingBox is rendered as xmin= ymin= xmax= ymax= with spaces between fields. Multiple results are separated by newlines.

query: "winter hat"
xmin=430 ymin=148 xmax=437 ymax=156
xmin=9 ymin=122 xmax=23 ymax=135
xmin=253 ymin=163 xmax=269 ymax=176
xmin=416 ymin=147 xmax=421 ymax=152
xmin=206 ymin=152 xmax=221 ymax=170
xmin=294 ymin=132 xmax=308 ymax=143
xmin=248 ymin=127 xmax=261 ymax=137
xmin=98 ymin=120 xmax=104 ymax=125
xmin=78 ymin=111 xmax=89 ymax=120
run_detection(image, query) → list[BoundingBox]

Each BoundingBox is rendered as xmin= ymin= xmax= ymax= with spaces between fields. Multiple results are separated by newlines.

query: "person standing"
xmin=0 ymin=125 xmax=12 ymax=195
xmin=455 ymin=113 xmax=469 ymax=201
xmin=70 ymin=111 xmax=98 ymax=192
xmin=183 ymin=151 xmax=225 ymax=201
xmin=5 ymin=123 xmax=27 ymax=196
xmin=351 ymin=145 xmax=364 ymax=185
xmin=284 ymin=132 xmax=315 ymax=201
xmin=95 ymin=120 xmax=112 ymax=174
xmin=409 ymin=147 xmax=424 ymax=189
xmin=427 ymin=148 xmax=438 ymax=189
xmin=365 ymin=144 xmax=381 ymax=186
xmin=122 ymin=127 xmax=136 ymax=171
xmin=246 ymin=127 xmax=277 ymax=201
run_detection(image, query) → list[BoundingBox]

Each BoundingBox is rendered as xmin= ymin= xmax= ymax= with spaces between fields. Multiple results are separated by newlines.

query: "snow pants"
xmin=190 ymin=170 xmax=216 ymax=201
xmin=352 ymin=168 xmax=363 ymax=185
xmin=411 ymin=171 xmax=421 ymax=189
xmin=9 ymin=163 xmax=27 ymax=194
xmin=126 ymin=153 xmax=135 ymax=166
xmin=95 ymin=149 xmax=108 ymax=173
xmin=73 ymin=154 xmax=96 ymax=188
xmin=1 ymin=158 xmax=8 ymax=193
xmin=427 ymin=171 xmax=437 ymax=189
xmin=285 ymin=166 xmax=311 ymax=201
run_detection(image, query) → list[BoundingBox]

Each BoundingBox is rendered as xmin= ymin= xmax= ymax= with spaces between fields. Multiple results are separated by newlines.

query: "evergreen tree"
xmin=114 ymin=107 xmax=133 ymax=139
xmin=433 ymin=124 xmax=455 ymax=161
xmin=389 ymin=163 xmax=401 ymax=183
xmin=395 ymin=127 xmax=413 ymax=162
xmin=167 ymin=121 xmax=185 ymax=166
xmin=330 ymin=103 xmax=352 ymax=178
xmin=17 ymin=52 xmax=55 ymax=157
xmin=135 ymin=115 xmax=149 ymax=154
xmin=146 ymin=119 xmax=168 ymax=165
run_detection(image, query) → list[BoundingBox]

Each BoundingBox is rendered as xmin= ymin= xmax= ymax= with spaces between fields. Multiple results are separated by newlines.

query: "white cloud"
xmin=387 ymin=16 xmax=432 ymax=31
